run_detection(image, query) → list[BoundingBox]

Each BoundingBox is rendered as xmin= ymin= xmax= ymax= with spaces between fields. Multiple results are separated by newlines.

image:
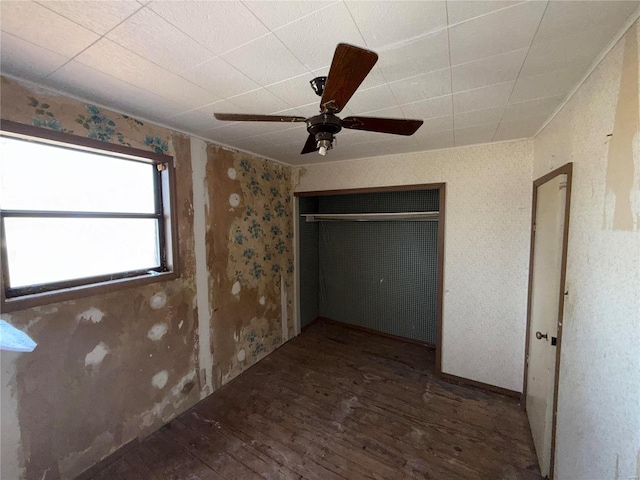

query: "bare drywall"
xmin=534 ymin=20 xmax=640 ymax=480
xmin=294 ymin=140 xmax=533 ymax=392
xmin=0 ymin=77 xmax=294 ymax=479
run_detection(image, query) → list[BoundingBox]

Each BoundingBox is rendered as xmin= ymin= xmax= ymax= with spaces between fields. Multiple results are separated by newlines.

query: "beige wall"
xmin=295 ymin=139 xmax=534 ymax=392
xmin=534 ymin=21 xmax=640 ymax=480
xmin=0 ymin=77 xmax=294 ymax=480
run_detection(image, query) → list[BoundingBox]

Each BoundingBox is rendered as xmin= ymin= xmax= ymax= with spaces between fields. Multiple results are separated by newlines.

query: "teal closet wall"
xmin=298 ymin=189 xmax=439 ymax=344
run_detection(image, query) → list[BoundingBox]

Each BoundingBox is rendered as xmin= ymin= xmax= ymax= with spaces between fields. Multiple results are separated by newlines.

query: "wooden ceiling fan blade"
xmin=341 ymin=116 xmax=423 ymax=135
xmin=300 ymin=134 xmax=318 ymax=154
xmin=214 ymin=113 xmax=307 ymax=122
xmin=320 ymin=44 xmax=378 ymax=114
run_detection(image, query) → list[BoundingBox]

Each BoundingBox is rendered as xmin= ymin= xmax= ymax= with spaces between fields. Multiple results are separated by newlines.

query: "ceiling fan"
xmin=214 ymin=43 xmax=424 ymax=156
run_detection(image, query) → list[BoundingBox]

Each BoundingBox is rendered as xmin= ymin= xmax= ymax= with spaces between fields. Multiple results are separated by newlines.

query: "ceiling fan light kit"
xmin=214 ymin=43 xmax=424 ymax=157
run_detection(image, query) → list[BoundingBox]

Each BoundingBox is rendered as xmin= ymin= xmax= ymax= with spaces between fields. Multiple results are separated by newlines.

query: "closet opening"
xmin=295 ymin=184 xmax=445 ymax=374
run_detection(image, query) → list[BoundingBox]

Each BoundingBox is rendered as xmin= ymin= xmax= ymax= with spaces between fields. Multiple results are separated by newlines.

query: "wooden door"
xmin=524 ymin=164 xmax=572 ymax=478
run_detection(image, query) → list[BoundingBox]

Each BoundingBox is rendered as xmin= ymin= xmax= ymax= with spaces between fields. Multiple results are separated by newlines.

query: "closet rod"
xmin=302 ymin=212 xmax=439 ymax=222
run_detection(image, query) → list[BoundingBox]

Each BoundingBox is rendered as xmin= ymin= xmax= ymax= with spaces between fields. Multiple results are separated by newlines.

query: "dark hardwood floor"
xmin=87 ymin=320 xmax=542 ymax=480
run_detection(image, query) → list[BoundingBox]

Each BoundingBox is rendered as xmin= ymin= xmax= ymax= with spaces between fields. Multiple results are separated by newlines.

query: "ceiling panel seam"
xmin=343 ymin=1 xmax=410 ymax=122
xmin=67 ymin=38 xmax=231 ymax=112
xmin=43 ymin=2 xmax=147 ymax=79
xmin=446 ymin=0 xmax=531 ymax=31
xmin=240 ymin=0 xmax=339 ymax=79
xmin=445 ymin=0 xmax=457 ymax=146
xmin=142 ymin=2 xmax=278 ymax=70
xmin=534 ymin=4 xmax=640 ymax=139
xmin=491 ymin=0 xmax=549 ymax=142
xmin=267 ymin=1 xmax=359 ymax=77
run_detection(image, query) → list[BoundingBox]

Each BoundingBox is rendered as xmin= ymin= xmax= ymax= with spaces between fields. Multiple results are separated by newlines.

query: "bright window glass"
xmin=0 ymin=136 xmax=156 ymax=213
xmin=0 ymin=134 xmax=165 ymax=294
xmin=4 ymin=218 xmax=160 ymax=288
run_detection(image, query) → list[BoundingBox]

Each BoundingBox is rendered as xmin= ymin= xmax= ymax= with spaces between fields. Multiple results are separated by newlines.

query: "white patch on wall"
xmin=259 ymin=296 xmax=265 ymax=306
xmin=77 ymin=308 xmax=104 ymax=324
xmin=237 ymin=349 xmax=246 ymax=362
xmin=147 ymin=323 xmax=168 ymax=341
xmin=281 ymin=276 xmax=288 ymax=342
xmin=178 ymin=320 xmax=184 ymax=329
xmin=85 ymin=342 xmax=109 ymax=367
xmin=149 ymin=292 xmax=167 ymax=310
xmin=227 ymin=167 xmax=237 ymax=180
xmin=140 ymin=370 xmax=197 ymax=428
xmin=191 ymin=137 xmax=213 ymax=398
xmin=229 ymin=193 xmax=240 ymax=207
xmin=151 ymin=370 xmax=169 ymax=389
xmin=231 ymin=281 xmax=241 ymax=296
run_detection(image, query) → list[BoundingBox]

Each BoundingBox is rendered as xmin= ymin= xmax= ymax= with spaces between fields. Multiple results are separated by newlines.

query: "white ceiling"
xmin=1 ymin=1 xmax=638 ymax=166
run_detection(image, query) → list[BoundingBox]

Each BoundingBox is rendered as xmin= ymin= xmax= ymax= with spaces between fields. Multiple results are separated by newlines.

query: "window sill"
xmin=1 ymin=271 xmax=179 ymax=313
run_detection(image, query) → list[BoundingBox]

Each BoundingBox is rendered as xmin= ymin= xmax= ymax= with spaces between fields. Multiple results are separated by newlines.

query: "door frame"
xmin=294 ymin=182 xmax=446 ymax=376
xmin=522 ymin=163 xmax=573 ymax=479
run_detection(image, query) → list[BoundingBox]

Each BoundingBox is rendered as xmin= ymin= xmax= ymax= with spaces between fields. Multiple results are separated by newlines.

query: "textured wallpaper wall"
xmin=0 ymin=77 xmax=293 ymax=480
xmin=295 ymin=139 xmax=534 ymax=392
xmin=534 ymin=20 xmax=640 ymax=480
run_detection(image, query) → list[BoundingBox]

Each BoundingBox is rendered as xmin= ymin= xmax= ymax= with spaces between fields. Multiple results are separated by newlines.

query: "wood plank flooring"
xmin=87 ymin=320 xmax=542 ymax=480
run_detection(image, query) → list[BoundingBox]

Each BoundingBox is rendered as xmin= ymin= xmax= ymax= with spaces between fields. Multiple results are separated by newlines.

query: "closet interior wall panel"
xmin=299 ymin=196 xmax=320 ymax=328
xmin=298 ymin=189 xmax=439 ymax=344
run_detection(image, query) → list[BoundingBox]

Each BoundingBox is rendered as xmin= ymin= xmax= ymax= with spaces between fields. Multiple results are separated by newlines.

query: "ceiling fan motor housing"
xmin=306 ymin=113 xmax=342 ymax=153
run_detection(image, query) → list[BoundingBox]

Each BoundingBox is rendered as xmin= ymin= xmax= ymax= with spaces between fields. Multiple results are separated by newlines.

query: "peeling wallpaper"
xmin=294 ymin=139 xmax=534 ymax=393
xmin=0 ymin=77 xmax=294 ymax=480
xmin=534 ymin=21 xmax=640 ymax=480
xmin=203 ymin=144 xmax=294 ymax=388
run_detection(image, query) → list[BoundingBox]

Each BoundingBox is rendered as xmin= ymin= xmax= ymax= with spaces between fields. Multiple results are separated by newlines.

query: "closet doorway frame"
xmin=294 ymin=182 xmax=446 ymax=375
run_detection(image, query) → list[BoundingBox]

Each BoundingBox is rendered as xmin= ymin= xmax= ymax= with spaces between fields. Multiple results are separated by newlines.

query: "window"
xmin=0 ymin=120 xmax=178 ymax=312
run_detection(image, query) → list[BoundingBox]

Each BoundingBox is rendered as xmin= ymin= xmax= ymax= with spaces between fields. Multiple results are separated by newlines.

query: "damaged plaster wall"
xmin=533 ymin=20 xmax=640 ymax=480
xmin=203 ymin=144 xmax=294 ymax=388
xmin=0 ymin=77 xmax=294 ymax=479
xmin=0 ymin=77 xmax=200 ymax=480
xmin=294 ymin=139 xmax=533 ymax=393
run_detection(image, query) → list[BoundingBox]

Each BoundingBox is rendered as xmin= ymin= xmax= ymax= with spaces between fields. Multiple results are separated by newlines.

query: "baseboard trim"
xmin=441 ymin=372 xmax=522 ymax=399
xmin=303 ymin=318 xmax=519 ymax=400
xmin=305 ymin=316 xmax=436 ymax=349
xmin=301 ymin=316 xmax=322 ymax=332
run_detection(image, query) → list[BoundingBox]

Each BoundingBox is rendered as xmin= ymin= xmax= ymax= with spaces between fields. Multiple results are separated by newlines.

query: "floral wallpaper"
xmin=205 ymin=144 xmax=294 ymax=387
xmin=0 ymin=77 xmax=201 ymax=480
xmin=2 ymin=77 xmax=171 ymax=154
xmin=0 ymin=76 xmax=295 ymax=479
xmin=228 ymin=158 xmax=294 ymax=290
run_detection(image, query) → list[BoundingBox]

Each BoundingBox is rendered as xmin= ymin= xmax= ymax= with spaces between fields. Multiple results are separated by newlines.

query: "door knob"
xmin=535 ymin=331 xmax=548 ymax=340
